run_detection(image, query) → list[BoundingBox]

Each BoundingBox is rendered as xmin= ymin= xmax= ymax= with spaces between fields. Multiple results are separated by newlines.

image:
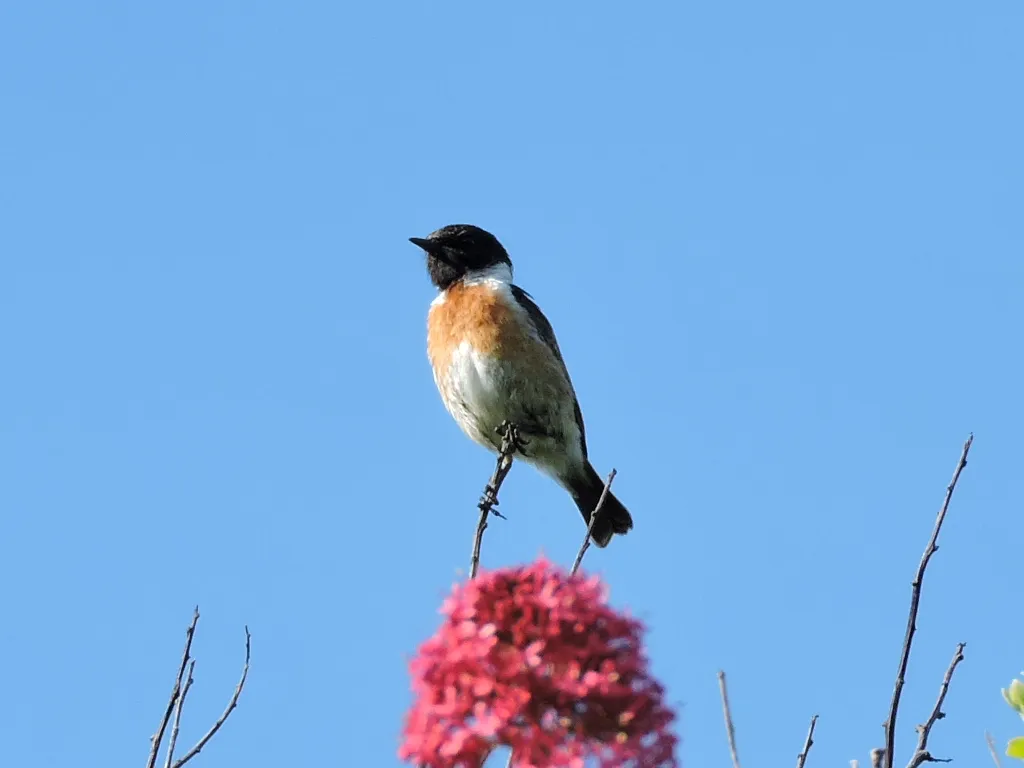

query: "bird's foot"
xmin=495 ymin=421 xmax=529 ymax=453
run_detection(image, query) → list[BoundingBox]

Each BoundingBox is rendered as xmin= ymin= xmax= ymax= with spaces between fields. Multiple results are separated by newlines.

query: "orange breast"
xmin=427 ymin=282 xmax=533 ymax=374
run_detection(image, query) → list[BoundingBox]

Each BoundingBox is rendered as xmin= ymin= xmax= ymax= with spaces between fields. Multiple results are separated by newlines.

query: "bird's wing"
xmin=510 ymin=284 xmax=588 ymax=457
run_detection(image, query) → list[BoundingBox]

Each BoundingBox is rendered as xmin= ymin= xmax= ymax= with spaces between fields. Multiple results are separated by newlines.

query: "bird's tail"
xmin=568 ymin=462 xmax=634 ymax=548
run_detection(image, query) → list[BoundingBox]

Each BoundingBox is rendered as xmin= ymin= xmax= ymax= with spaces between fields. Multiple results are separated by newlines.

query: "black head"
xmin=409 ymin=224 xmax=513 ymax=290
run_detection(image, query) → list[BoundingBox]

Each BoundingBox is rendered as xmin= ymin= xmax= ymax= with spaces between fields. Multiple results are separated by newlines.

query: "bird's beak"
xmin=410 ymin=236 xmax=455 ymax=265
xmin=409 ymin=237 xmax=436 ymax=252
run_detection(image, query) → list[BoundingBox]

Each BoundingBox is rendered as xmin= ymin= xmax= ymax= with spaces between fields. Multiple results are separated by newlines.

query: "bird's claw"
xmin=494 ymin=421 xmax=529 ymax=452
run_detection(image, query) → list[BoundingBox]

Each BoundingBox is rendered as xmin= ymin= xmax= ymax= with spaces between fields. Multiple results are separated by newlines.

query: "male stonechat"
xmin=410 ymin=224 xmax=633 ymax=547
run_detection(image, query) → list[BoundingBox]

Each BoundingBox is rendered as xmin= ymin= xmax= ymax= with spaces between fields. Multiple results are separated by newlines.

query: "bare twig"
xmin=986 ymin=732 xmax=1003 ymax=768
xmin=147 ymin=609 xmax=251 ymax=768
xmin=882 ymin=435 xmax=973 ymax=768
xmin=147 ymin=607 xmax=200 ymax=768
xmin=872 ymin=748 xmax=885 ymax=768
xmin=905 ymin=643 xmax=966 ymax=768
xmin=570 ymin=469 xmax=617 ymax=575
xmin=717 ymin=671 xmax=742 ymax=768
xmin=164 ymin=659 xmax=195 ymax=768
xmin=795 ymin=715 xmax=819 ymax=768
xmin=469 ymin=422 xmax=519 ymax=579
xmin=170 ymin=625 xmax=251 ymax=768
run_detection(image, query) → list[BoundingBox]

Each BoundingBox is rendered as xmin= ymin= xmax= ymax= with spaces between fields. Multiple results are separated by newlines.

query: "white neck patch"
xmin=462 ymin=261 xmax=513 ymax=286
xmin=431 ymin=262 xmax=514 ymax=307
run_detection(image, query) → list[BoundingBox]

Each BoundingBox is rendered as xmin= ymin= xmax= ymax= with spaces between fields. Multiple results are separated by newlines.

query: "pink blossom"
xmin=399 ymin=558 xmax=678 ymax=767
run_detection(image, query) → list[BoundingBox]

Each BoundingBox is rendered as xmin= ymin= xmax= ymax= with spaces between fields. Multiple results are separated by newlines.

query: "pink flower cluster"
xmin=399 ymin=558 xmax=677 ymax=767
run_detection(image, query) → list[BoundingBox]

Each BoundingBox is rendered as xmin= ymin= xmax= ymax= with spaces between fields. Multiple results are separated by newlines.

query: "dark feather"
xmin=510 ymin=284 xmax=589 ymax=458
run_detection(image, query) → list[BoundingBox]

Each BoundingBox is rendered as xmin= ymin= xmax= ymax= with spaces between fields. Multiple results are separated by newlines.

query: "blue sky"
xmin=1 ymin=1 xmax=1022 ymax=766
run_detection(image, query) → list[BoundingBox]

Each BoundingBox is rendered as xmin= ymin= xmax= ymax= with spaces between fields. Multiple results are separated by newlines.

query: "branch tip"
xmin=882 ymin=437 xmax=972 ymax=768
xmin=717 ymin=670 xmax=742 ymax=768
xmin=570 ymin=469 xmax=618 ymax=575
xmin=147 ymin=611 xmax=251 ymax=768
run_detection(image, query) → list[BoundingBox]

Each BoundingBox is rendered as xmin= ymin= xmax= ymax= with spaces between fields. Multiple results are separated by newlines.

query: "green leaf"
xmin=1006 ymin=737 xmax=1024 ymax=760
xmin=1004 ymin=679 xmax=1024 ymax=717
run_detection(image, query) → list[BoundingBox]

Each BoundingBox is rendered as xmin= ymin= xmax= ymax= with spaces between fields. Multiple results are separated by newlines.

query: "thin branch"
xmin=469 ymin=422 xmax=519 ymax=579
xmin=906 ymin=643 xmax=966 ymax=768
xmin=170 ymin=625 xmax=252 ymax=768
xmin=164 ymin=659 xmax=196 ymax=768
xmin=795 ymin=715 xmax=819 ymax=768
xmin=986 ymin=732 xmax=1003 ymax=768
xmin=872 ymin=748 xmax=885 ymax=768
xmin=570 ymin=469 xmax=617 ymax=575
xmin=906 ymin=755 xmax=952 ymax=766
xmin=147 ymin=607 xmax=200 ymax=768
xmin=882 ymin=435 xmax=973 ymax=768
xmin=717 ymin=670 xmax=742 ymax=768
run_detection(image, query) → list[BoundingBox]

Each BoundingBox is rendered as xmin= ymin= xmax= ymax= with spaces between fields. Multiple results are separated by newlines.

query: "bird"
xmin=409 ymin=224 xmax=633 ymax=547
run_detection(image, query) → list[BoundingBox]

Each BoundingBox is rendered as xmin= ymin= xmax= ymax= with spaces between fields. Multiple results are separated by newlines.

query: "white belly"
xmin=433 ymin=340 xmax=585 ymax=481
xmin=435 ymin=340 xmax=510 ymax=450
